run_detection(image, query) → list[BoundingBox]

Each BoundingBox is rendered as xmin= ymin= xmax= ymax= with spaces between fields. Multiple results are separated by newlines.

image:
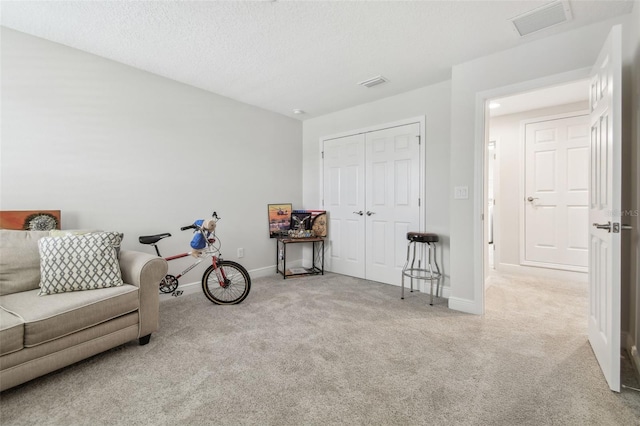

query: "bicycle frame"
xmin=161 ymin=229 xmax=228 ymax=286
xmin=164 ymin=251 xmax=206 ymax=281
xmin=139 ymin=211 xmax=251 ymax=303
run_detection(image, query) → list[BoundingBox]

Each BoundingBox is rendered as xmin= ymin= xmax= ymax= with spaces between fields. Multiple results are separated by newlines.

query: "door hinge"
xmin=417 ymin=135 xmax=421 ymax=145
xmin=481 ymin=213 xmax=484 ymax=220
xmin=321 ymin=151 xmax=324 ymax=159
xmin=418 ymin=198 xmax=421 ymax=206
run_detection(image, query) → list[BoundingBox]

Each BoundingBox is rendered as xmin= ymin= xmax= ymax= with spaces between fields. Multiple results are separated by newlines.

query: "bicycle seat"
xmin=138 ymin=233 xmax=172 ymax=245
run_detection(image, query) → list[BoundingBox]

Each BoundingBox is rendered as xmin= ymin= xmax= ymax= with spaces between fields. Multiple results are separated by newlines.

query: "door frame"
xmin=518 ymin=110 xmax=590 ymax=273
xmin=319 ymin=116 xmax=427 ymax=269
xmin=487 ymin=139 xmax=497 ymax=269
xmin=474 ymin=67 xmax=592 ymax=316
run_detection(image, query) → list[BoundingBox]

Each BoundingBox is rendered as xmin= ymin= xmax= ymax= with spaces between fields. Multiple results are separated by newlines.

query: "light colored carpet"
xmin=1 ymin=272 xmax=639 ymax=425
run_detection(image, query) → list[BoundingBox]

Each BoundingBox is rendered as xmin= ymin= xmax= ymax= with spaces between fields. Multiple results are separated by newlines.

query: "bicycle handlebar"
xmin=181 ymin=212 xmax=220 ymax=231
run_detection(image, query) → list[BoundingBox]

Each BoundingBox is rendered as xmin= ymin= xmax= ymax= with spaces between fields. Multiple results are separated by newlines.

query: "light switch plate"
xmin=454 ymin=186 xmax=469 ymax=199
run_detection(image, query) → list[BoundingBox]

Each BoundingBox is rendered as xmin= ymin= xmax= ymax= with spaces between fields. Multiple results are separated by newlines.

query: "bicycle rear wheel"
xmin=201 ymin=260 xmax=251 ymax=305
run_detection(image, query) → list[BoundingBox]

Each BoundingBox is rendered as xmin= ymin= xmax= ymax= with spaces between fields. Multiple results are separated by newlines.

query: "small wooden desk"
xmin=276 ymin=237 xmax=324 ymax=279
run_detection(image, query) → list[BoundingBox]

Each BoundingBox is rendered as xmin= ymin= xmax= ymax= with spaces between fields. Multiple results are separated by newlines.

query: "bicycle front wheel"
xmin=201 ymin=261 xmax=251 ymax=305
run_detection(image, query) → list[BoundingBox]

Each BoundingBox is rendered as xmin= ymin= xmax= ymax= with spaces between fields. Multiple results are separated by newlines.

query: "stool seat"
xmin=407 ymin=232 xmax=439 ymax=243
xmin=402 ymin=231 xmax=441 ymax=305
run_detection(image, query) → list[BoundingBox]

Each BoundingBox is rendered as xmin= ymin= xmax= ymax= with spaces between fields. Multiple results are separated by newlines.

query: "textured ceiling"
xmin=0 ymin=1 xmax=635 ymax=120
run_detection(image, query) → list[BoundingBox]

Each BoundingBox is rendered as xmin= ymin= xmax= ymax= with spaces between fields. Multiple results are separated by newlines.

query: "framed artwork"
xmin=311 ymin=211 xmax=327 ymax=237
xmin=290 ymin=209 xmax=327 ymax=237
xmin=268 ymin=204 xmax=292 ymax=238
xmin=291 ymin=210 xmax=312 ymax=231
xmin=0 ymin=210 xmax=61 ymax=231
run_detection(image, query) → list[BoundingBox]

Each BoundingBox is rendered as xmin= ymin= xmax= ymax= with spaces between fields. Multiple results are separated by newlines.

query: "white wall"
xmin=302 ymin=81 xmax=451 ymax=288
xmin=489 ymin=101 xmax=588 ymax=268
xmin=0 ymin=28 xmax=303 ymax=280
xmin=448 ymin=15 xmax=632 ymax=314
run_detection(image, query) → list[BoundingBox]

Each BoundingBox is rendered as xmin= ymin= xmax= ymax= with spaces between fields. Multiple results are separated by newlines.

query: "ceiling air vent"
xmin=510 ymin=0 xmax=572 ymax=37
xmin=358 ymin=75 xmax=388 ymax=88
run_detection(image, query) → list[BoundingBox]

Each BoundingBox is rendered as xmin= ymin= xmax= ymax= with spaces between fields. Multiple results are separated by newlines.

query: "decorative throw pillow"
xmin=48 ymin=229 xmax=124 ymax=257
xmin=38 ymin=232 xmax=124 ymax=295
xmin=49 ymin=229 xmax=101 ymax=237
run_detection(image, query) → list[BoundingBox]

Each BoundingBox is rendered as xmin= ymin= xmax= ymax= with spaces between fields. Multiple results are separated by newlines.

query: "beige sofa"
xmin=0 ymin=230 xmax=168 ymax=391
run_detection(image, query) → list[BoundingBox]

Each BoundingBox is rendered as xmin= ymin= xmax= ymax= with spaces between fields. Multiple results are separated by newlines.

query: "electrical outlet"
xmin=237 ymin=248 xmax=244 ymax=258
xmin=454 ymin=186 xmax=469 ymax=199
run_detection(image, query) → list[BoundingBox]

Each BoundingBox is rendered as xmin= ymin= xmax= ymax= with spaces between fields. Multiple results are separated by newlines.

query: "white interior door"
xmin=322 ymin=122 xmax=422 ymax=286
xmin=365 ymin=124 xmax=421 ymax=285
xmin=588 ymin=25 xmax=622 ymax=393
xmin=323 ymin=134 xmax=366 ymax=278
xmin=524 ymin=114 xmax=590 ymax=271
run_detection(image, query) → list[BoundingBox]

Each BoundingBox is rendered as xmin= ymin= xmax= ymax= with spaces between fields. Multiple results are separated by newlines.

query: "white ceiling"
xmin=489 ymin=78 xmax=590 ymax=117
xmin=0 ymin=1 xmax=635 ymax=120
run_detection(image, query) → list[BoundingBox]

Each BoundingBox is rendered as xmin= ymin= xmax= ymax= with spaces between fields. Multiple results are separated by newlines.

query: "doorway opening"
xmin=476 ymin=26 xmax=624 ymax=392
xmin=484 ymin=78 xmax=591 ymax=288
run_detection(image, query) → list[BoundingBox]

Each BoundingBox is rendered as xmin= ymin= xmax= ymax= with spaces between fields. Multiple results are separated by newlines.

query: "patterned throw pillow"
xmin=38 ymin=232 xmax=124 ymax=295
xmin=48 ymin=229 xmax=124 ymax=257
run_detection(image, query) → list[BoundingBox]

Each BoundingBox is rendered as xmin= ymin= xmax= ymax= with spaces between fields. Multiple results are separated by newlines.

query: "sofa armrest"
xmin=118 ymin=250 xmax=168 ymax=339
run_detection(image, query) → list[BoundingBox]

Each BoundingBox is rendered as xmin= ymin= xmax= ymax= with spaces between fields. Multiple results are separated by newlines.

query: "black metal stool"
xmin=401 ymin=232 xmax=442 ymax=305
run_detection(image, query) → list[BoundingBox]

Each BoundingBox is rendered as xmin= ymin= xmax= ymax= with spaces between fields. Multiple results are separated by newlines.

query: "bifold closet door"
xmin=323 ymin=122 xmax=421 ymax=285
xmin=365 ymin=124 xmax=421 ymax=285
xmin=323 ymin=133 xmax=366 ymax=279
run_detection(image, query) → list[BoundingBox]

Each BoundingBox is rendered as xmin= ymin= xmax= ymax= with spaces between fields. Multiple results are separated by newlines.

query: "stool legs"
xmin=430 ymin=242 xmax=441 ymax=297
xmin=401 ymin=242 xmax=412 ymax=299
xmin=401 ymin=240 xmax=441 ymax=305
xmin=426 ymin=242 xmax=440 ymax=305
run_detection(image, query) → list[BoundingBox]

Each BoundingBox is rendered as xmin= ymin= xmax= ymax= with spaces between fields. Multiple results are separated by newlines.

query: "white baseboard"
xmin=159 ymin=264 xmax=280 ymax=302
xmin=250 ymin=265 xmax=280 ymax=279
xmin=497 ymin=263 xmax=587 ymax=283
xmin=159 ymin=265 xmax=453 ymax=303
xmin=448 ymin=297 xmax=482 ymax=315
xmin=159 ymin=280 xmax=200 ymax=301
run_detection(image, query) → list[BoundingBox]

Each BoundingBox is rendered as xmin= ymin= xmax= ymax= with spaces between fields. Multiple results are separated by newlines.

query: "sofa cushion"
xmin=0 ymin=307 xmax=24 ymax=355
xmin=38 ymin=232 xmax=124 ymax=295
xmin=0 ymin=284 xmax=139 ymax=347
xmin=0 ymin=230 xmax=50 ymax=296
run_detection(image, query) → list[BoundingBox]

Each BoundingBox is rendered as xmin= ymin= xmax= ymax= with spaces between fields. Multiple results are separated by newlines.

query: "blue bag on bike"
xmin=190 ymin=220 xmax=208 ymax=250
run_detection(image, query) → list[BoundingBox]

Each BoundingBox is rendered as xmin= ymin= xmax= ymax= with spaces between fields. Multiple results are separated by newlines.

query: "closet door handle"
xmin=366 ymin=211 xmax=375 ymax=216
xmin=353 ymin=211 xmax=364 ymax=216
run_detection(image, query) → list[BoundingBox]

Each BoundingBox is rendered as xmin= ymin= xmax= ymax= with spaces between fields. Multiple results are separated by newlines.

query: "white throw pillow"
xmin=38 ymin=232 xmax=123 ymax=295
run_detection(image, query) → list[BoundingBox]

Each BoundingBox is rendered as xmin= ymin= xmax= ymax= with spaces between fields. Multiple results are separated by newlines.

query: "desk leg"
xmin=321 ymin=240 xmax=324 ymax=275
xmin=282 ymin=241 xmax=287 ymax=279
xmin=311 ymin=240 xmax=324 ymax=275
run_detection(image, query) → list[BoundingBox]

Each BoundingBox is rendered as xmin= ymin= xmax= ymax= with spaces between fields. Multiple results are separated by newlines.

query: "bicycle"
xmin=138 ymin=212 xmax=251 ymax=305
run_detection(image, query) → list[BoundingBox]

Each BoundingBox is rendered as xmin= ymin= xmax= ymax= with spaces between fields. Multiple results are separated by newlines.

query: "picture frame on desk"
xmin=291 ymin=210 xmax=312 ymax=231
xmin=267 ymin=203 xmax=292 ymax=238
